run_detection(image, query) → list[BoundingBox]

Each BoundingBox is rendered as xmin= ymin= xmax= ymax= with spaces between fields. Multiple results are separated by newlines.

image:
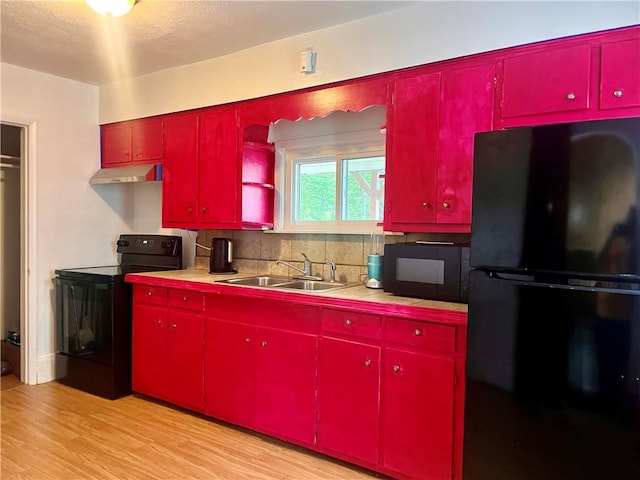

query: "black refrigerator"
xmin=463 ymin=117 xmax=640 ymax=480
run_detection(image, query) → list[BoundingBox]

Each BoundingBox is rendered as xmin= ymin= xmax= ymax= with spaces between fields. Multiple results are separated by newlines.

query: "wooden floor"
xmin=1 ymin=379 xmax=382 ymax=480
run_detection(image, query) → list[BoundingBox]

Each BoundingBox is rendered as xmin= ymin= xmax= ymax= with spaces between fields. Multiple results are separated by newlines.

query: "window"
xmin=292 ymin=154 xmax=385 ymax=224
xmin=270 ymin=108 xmax=386 ymax=234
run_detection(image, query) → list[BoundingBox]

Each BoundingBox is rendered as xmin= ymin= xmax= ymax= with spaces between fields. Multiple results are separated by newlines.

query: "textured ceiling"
xmin=0 ymin=0 xmax=413 ymax=86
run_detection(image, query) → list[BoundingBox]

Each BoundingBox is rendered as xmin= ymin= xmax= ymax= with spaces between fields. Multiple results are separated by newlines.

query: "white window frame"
xmin=273 ymin=129 xmax=385 ymax=234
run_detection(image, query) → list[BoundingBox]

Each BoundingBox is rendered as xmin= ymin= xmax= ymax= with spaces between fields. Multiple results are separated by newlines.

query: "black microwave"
xmin=383 ymin=243 xmax=470 ymax=303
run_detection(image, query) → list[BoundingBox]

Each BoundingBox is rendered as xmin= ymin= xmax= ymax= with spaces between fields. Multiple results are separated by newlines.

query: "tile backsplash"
xmin=195 ymin=230 xmax=470 ymax=284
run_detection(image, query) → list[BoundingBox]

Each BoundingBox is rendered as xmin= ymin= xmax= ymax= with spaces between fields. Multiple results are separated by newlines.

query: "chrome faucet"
xmin=325 ymin=259 xmax=337 ymax=282
xmin=275 ymin=252 xmax=323 ymax=281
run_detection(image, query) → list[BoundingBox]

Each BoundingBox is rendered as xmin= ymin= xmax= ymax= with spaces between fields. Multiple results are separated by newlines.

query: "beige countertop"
xmin=126 ymin=268 xmax=468 ymax=317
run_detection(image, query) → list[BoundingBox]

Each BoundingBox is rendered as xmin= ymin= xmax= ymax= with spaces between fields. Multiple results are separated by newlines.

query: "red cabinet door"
xmin=600 ymin=37 xmax=640 ymax=110
xmin=131 ymin=118 xmax=163 ymax=163
xmin=102 ymin=124 xmax=132 ymax=166
xmin=317 ymin=337 xmax=380 ymax=464
xmin=384 ymin=72 xmax=441 ymax=229
xmin=255 ymin=327 xmax=318 ymax=445
xmin=132 ymin=303 xmax=167 ymax=400
xmin=166 ymin=309 xmax=205 ymax=411
xmin=437 ymin=63 xmax=495 ymax=226
xmin=162 ymin=113 xmax=199 ymax=226
xmin=381 ymin=348 xmax=456 ymax=480
xmin=204 ymin=318 xmax=256 ymax=428
xmin=502 ymin=44 xmax=591 ymax=118
xmin=198 ymin=107 xmax=239 ymax=227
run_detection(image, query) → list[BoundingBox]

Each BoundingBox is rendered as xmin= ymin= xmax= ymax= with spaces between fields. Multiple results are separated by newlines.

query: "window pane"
xmin=296 ymin=161 xmax=336 ymax=222
xmin=342 ymin=156 xmax=385 ymax=221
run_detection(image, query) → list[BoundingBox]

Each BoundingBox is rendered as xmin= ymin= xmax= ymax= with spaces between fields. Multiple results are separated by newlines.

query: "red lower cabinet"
xmin=132 ymin=286 xmax=205 ymax=411
xmin=132 ymin=284 xmax=465 ymax=480
xmin=204 ymin=318 xmax=256 ymax=428
xmin=381 ymin=347 xmax=456 ymax=480
xmin=132 ymin=303 xmax=168 ymax=400
xmin=165 ymin=309 xmax=205 ymax=411
xmin=254 ymin=327 xmax=318 ymax=445
xmin=317 ymin=337 xmax=381 ymax=464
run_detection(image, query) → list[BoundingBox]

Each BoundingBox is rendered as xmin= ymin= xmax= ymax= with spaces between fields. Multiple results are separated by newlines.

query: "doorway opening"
xmin=1 ymin=123 xmax=25 ymax=384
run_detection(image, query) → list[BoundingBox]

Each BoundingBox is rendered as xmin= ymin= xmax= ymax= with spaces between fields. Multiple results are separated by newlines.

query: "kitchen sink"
xmin=217 ymin=276 xmax=293 ymax=287
xmin=276 ymin=280 xmax=347 ymax=291
xmin=216 ymin=276 xmax=348 ymax=292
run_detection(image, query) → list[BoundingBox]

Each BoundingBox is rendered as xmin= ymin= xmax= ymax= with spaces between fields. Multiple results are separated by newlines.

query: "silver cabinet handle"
xmin=244 ymin=338 xmax=251 ymax=344
xmin=422 ymin=202 xmax=431 ymax=209
xmin=147 ymin=291 xmax=152 ymax=296
xmin=170 ymin=324 xmax=177 ymax=329
xmin=261 ymin=341 xmax=267 ymax=347
xmin=201 ymin=207 xmax=207 ymax=213
xmin=364 ymin=359 xmax=372 ymax=368
xmin=392 ymin=365 xmax=401 ymax=373
xmin=566 ymin=92 xmax=576 ymax=100
xmin=157 ymin=319 xmax=162 ymax=325
xmin=182 ymin=296 xmax=187 ymax=301
xmin=414 ymin=328 xmax=422 ymax=337
xmin=613 ymin=89 xmax=623 ymax=98
xmin=344 ymin=319 xmax=352 ymax=327
xmin=442 ymin=201 xmax=450 ymax=209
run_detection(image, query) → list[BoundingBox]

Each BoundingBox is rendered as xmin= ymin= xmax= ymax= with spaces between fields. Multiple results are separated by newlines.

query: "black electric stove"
xmin=54 ymin=234 xmax=182 ymax=399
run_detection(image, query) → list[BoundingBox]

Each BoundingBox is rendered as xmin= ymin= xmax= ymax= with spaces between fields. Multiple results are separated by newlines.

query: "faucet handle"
xmin=325 ymin=259 xmax=336 ymax=270
xmin=300 ymin=251 xmax=311 ymax=262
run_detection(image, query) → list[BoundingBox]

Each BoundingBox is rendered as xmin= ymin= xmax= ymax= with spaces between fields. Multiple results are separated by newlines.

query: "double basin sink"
xmin=216 ymin=275 xmax=349 ymax=292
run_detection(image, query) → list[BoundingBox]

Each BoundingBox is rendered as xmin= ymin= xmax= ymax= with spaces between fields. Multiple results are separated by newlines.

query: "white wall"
xmin=0 ymin=63 xmax=132 ymax=383
xmin=99 ymin=1 xmax=640 ymax=123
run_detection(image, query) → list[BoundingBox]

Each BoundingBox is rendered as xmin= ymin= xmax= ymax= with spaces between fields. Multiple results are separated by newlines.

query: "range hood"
xmin=90 ymin=165 xmax=161 ymax=185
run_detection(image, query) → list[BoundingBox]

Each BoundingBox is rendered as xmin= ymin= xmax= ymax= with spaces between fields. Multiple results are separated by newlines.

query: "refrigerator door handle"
xmin=487 ymin=270 xmax=640 ymax=295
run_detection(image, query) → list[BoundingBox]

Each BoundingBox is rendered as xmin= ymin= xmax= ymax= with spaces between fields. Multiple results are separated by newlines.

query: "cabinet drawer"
xmin=134 ymin=285 xmax=168 ymax=306
xmin=322 ymin=309 xmax=382 ymax=340
xmin=169 ymin=289 xmax=205 ymax=312
xmin=385 ymin=317 xmax=456 ymax=353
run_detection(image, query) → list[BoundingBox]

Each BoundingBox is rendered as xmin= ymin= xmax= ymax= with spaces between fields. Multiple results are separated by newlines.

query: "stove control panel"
xmin=117 ymin=235 xmax=182 ymax=258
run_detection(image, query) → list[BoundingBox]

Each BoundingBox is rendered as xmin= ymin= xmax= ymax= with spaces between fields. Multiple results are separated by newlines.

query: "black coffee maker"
xmin=209 ymin=237 xmax=237 ymax=274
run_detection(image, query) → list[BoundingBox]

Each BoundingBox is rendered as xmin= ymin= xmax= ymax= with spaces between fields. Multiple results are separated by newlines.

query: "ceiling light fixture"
xmin=86 ymin=0 xmax=136 ymax=17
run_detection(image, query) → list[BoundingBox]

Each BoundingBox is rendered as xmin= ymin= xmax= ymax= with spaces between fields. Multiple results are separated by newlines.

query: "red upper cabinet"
xmin=101 ymin=117 xmax=163 ymax=167
xmin=385 ymin=63 xmax=495 ymax=232
xmin=163 ymin=106 xmax=275 ymax=230
xmin=501 ymin=44 xmax=591 ymax=119
xmin=198 ymin=106 xmax=239 ymax=227
xmin=162 ymin=112 xmax=199 ymax=225
xmin=437 ymin=63 xmax=495 ymax=226
xmin=600 ymin=37 xmax=640 ymax=110
xmin=162 ymin=107 xmax=241 ymax=229
xmin=385 ymin=71 xmax=441 ymax=228
xmin=500 ymin=26 xmax=640 ymax=126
